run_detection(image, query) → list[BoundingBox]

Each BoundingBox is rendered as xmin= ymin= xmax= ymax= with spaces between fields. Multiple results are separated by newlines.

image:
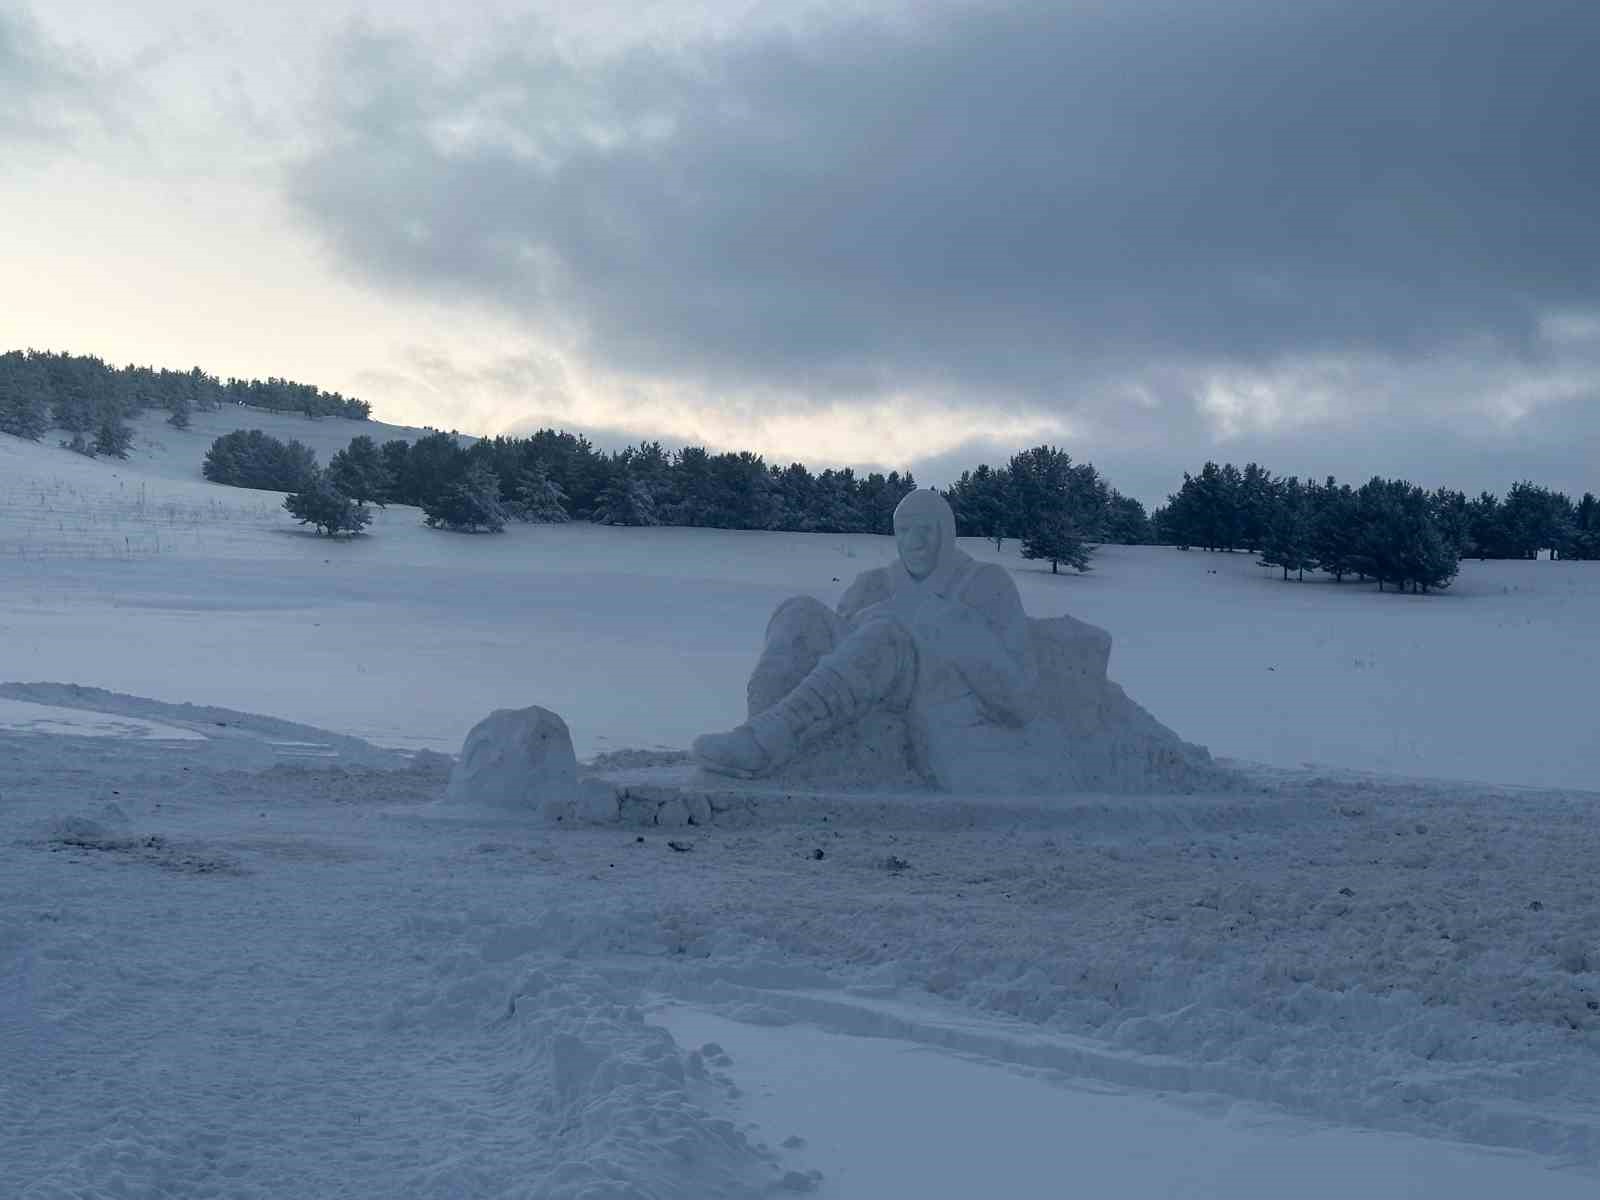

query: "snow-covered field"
xmin=3 ymin=411 xmax=1598 ymax=1197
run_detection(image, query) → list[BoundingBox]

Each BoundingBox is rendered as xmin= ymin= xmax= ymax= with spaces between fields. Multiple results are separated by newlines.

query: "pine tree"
xmin=1353 ymin=477 xmax=1458 ymax=593
xmin=1238 ymin=462 xmax=1277 ymax=552
xmin=597 ymin=469 xmax=659 ymax=527
xmin=203 ymin=430 xmax=318 ymax=491
xmin=422 ymin=461 xmax=507 ymax=532
xmin=1500 ymin=481 xmax=1570 ymax=559
xmin=812 ymin=468 xmax=863 ymax=533
xmin=284 ymin=473 xmax=373 ymax=536
xmin=0 ymin=352 xmax=51 ymax=439
xmin=1009 ymin=445 xmax=1098 ymax=570
xmin=1259 ymin=477 xmax=1315 ymax=580
xmin=401 ymin=431 xmax=466 ymax=510
xmin=947 ymin=464 xmax=1012 ymax=547
xmin=378 ymin=440 xmax=412 ymax=503
xmin=1465 ymin=491 xmax=1507 ymax=558
xmin=512 ymin=462 xmax=569 ymax=523
xmin=1310 ymin=478 xmax=1360 ymax=581
xmin=93 ymin=416 xmax=133 ymax=459
xmin=770 ymin=462 xmax=816 ymax=532
xmin=1428 ymin=488 xmax=1471 ymax=557
xmin=1021 ymin=512 xmax=1091 ymax=574
xmin=327 ymin=435 xmax=391 ymax=506
xmin=1397 ymin=519 xmax=1459 ymax=593
xmin=1162 ymin=462 xmax=1236 ymax=551
xmin=1572 ymin=494 xmax=1600 ymax=561
xmin=1101 ymin=492 xmax=1150 ymax=545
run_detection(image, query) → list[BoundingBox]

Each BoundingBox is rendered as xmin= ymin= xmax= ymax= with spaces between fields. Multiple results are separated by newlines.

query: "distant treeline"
xmin=473 ymin=435 xmax=1118 ymax=570
xmin=0 ymin=349 xmax=371 ymax=452
xmin=204 ymin=426 xmax=1137 ymax=569
xmin=204 ymin=427 xmax=929 ymax=539
xmin=1148 ymin=462 xmax=1600 ymax=593
xmin=203 ymin=425 xmax=1600 ymax=590
xmin=15 ymin=349 xmax=1596 ymax=587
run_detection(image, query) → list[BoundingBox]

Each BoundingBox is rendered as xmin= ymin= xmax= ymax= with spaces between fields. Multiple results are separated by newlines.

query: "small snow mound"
xmin=446 ymin=706 xmax=578 ymax=815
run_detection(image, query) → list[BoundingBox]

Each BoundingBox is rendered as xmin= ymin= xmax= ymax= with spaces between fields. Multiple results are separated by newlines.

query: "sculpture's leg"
xmin=747 ymin=596 xmax=845 ymax=718
xmin=695 ymin=615 xmax=916 ymax=778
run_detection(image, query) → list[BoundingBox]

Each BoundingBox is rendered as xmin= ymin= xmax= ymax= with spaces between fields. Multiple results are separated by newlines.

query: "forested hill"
xmin=0 ymin=349 xmax=370 ymax=449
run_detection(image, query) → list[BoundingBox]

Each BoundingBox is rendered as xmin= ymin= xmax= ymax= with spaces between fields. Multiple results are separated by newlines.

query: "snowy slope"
xmin=3 ymin=416 xmax=1599 ymax=1198
xmin=4 ymin=409 xmax=1597 ymax=787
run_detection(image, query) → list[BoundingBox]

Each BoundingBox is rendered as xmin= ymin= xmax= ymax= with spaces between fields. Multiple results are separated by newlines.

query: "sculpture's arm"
xmin=836 ymin=567 xmax=893 ymax=622
xmin=921 ymin=564 xmax=1038 ymax=725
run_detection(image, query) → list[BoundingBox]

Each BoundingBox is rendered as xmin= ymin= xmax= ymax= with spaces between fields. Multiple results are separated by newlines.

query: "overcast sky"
xmin=4 ymin=0 xmax=1597 ymax=505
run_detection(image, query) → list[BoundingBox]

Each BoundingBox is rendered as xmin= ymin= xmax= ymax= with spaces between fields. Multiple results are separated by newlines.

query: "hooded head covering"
xmin=891 ymin=489 xmax=967 ymax=590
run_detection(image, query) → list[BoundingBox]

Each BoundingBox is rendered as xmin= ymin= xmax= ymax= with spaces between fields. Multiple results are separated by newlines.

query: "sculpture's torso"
xmin=837 ymin=551 xmax=1036 ymax=735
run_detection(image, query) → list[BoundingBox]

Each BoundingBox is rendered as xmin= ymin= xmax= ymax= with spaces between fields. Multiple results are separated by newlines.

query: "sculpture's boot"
xmin=693 ymin=674 xmax=835 ymax=778
xmin=695 ymin=621 xmax=915 ymax=778
xmin=690 ymin=725 xmax=771 ymax=778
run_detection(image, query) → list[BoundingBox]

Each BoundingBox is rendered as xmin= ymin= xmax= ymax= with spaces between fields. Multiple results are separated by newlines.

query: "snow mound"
xmin=446 ymin=706 xmax=578 ymax=814
xmin=0 ymin=682 xmax=412 ymax=769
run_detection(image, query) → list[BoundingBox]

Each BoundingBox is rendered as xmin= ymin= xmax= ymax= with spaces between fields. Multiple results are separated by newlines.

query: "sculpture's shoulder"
xmin=953 ymin=559 xmax=1025 ymax=622
xmin=837 ymin=565 xmax=894 ymax=618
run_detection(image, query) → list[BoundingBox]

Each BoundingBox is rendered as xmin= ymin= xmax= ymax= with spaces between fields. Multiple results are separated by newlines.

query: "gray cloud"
xmin=287 ymin=1 xmax=1600 ymax=496
xmin=0 ymin=7 xmax=114 ymax=144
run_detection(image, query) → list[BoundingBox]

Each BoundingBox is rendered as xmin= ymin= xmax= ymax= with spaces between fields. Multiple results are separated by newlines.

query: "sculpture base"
xmin=547 ymin=751 xmax=1257 ymax=832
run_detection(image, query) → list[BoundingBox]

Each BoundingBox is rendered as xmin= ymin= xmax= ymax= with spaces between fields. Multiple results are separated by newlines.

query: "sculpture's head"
xmin=892 ymin=489 xmax=956 ymax=581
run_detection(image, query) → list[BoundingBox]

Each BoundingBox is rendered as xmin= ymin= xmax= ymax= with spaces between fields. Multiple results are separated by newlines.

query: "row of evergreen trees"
xmin=201 ymin=428 xmax=923 ymax=536
xmin=1156 ymin=461 xmax=1600 ymax=562
xmin=1152 ymin=462 xmax=1600 ymax=593
xmin=211 ymin=425 xmax=1600 ymax=592
xmin=218 ymin=428 xmax=1133 ymax=568
xmin=253 ymin=428 xmax=930 ymax=536
xmin=0 ymin=349 xmax=371 ymax=450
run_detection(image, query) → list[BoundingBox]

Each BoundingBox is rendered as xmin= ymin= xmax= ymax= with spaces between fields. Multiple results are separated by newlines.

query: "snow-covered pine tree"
xmin=1396 ymin=519 xmax=1459 ymax=594
xmin=284 ymin=472 xmax=373 ymax=536
xmin=0 ymin=353 xmax=50 ymax=439
xmin=596 ymin=470 xmax=659 ymax=526
xmin=422 ymin=461 xmax=507 ymax=532
xmin=327 ymin=435 xmax=391 ymax=506
xmin=512 ymin=462 xmax=569 ymax=523
xmin=93 ymin=416 xmax=133 ymax=459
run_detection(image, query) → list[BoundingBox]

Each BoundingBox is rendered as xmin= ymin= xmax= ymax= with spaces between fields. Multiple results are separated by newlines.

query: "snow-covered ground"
xmin=3 ymin=412 xmax=1598 ymax=1197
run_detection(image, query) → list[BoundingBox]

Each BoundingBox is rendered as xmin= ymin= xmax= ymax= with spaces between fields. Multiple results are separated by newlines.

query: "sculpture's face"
xmin=895 ymin=513 xmax=942 ymax=579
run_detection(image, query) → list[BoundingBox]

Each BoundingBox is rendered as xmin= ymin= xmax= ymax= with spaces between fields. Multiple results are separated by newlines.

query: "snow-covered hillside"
xmin=3 ymin=408 xmax=1597 ymax=787
xmin=3 ymin=415 xmax=1598 ymax=1197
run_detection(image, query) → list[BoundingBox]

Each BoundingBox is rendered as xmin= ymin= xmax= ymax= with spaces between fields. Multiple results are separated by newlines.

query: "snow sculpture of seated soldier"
xmin=693 ymin=489 xmax=1044 ymax=790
